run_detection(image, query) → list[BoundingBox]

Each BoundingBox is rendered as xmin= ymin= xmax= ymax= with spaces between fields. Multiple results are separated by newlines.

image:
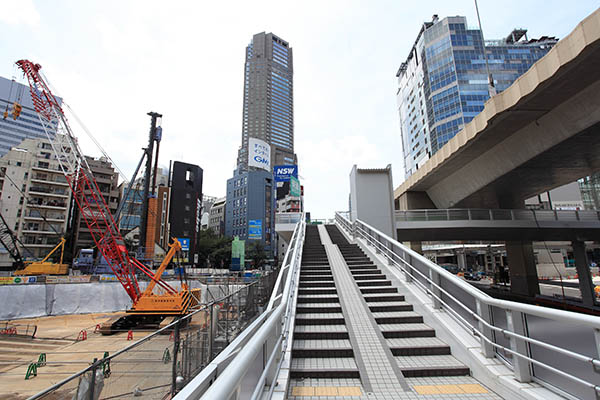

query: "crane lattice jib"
xmin=15 ymin=59 xmax=143 ymax=302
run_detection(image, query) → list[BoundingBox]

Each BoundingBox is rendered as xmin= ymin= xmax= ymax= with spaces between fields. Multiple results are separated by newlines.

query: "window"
xmin=185 ymin=205 xmax=190 ymax=211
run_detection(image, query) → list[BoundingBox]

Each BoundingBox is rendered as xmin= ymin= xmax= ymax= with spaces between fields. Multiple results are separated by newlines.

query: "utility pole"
xmin=140 ymin=112 xmax=162 ymax=257
xmin=474 ymin=0 xmax=496 ymax=97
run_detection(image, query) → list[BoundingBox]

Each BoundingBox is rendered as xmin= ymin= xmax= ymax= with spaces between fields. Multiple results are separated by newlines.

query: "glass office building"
xmin=397 ymin=16 xmax=557 ymax=178
xmin=0 ymin=76 xmax=61 ymax=157
xmin=237 ymin=32 xmax=296 ymax=169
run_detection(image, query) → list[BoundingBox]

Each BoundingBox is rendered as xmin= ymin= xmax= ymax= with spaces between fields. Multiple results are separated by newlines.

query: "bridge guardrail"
xmin=395 ymin=208 xmax=600 ymax=223
xmin=174 ymin=213 xmax=306 ymax=400
xmin=336 ymin=212 xmax=600 ymax=400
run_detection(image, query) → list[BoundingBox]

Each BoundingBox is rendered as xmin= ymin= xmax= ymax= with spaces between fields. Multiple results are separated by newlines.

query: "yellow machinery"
xmin=15 ymin=238 xmax=69 ymax=276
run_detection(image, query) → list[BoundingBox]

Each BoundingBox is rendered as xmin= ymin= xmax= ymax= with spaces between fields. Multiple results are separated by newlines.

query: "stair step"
xmin=348 ymin=265 xmax=378 ymax=270
xmin=363 ymin=294 xmax=405 ymax=302
xmin=300 ymin=270 xmax=332 ymax=276
xmin=300 ymin=275 xmax=334 ymax=281
xmin=349 ymin=269 xmax=381 ymax=275
xmin=299 ymin=288 xmax=337 ymax=295
xmin=373 ymin=311 xmax=423 ymax=324
xmin=391 ymin=345 xmax=451 ymax=356
xmin=297 ymin=294 xmax=339 ymax=303
xmin=301 ymin=266 xmax=331 ymax=271
xmin=380 ymin=323 xmax=436 ymax=338
xmin=356 ymin=280 xmax=392 ymax=287
xmin=360 ymin=287 xmax=397 ymax=294
xmin=291 ymin=358 xmax=360 ymax=379
xmin=295 ymin=316 xmax=345 ymax=325
xmin=292 ymin=339 xmax=353 ymax=357
xmin=296 ymin=305 xmax=342 ymax=313
xmin=294 ymin=325 xmax=349 ymax=340
xmin=399 ymin=365 xmax=470 ymax=377
xmin=299 ymin=281 xmax=335 ymax=288
xmin=368 ymin=302 xmax=413 ymax=312
xmin=352 ymin=274 xmax=387 ymax=280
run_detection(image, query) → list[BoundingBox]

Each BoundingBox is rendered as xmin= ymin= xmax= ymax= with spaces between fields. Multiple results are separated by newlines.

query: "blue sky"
xmin=0 ymin=0 xmax=597 ymax=218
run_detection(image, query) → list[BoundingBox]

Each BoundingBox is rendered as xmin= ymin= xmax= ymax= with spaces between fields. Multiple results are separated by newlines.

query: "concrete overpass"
xmin=395 ymin=9 xmax=600 ymax=210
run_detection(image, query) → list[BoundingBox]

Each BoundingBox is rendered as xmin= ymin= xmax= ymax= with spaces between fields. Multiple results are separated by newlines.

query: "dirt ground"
xmin=0 ymin=312 xmax=195 ymax=399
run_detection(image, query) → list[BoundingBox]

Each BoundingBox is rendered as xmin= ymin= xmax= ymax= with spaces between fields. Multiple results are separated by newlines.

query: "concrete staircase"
xmin=325 ymin=224 xmax=470 ymax=378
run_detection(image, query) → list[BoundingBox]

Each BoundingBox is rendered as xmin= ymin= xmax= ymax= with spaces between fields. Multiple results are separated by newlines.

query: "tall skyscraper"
xmin=396 ymin=16 xmax=557 ymax=178
xmin=237 ymin=32 xmax=296 ymax=169
xmin=0 ymin=76 xmax=62 ymax=157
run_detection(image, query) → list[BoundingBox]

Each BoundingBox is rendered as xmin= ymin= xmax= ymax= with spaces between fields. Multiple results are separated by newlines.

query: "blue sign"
xmin=177 ymin=238 xmax=190 ymax=251
xmin=248 ymin=220 xmax=262 ymax=240
xmin=273 ymin=165 xmax=298 ymax=182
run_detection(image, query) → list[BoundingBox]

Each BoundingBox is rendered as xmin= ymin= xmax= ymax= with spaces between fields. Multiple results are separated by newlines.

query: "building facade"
xmin=72 ymin=156 xmax=120 ymax=256
xmin=209 ymin=197 xmax=226 ymax=236
xmin=225 ymin=168 xmax=274 ymax=254
xmin=236 ymin=32 xmax=296 ymax=169
xmin=169 ymin=161 xmax=203 ymax=262
xmin=0 ymin=76 xmax=62 ymax=157
xmin=0 ymin=138 xmax=71 ymax=266
xmin=396 ymin=16 xmax=557 ymax=178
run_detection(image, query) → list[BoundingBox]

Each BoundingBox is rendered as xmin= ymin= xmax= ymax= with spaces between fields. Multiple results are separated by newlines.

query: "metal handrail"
xmin=175 ymin=214 xmax=306 ymax=400
xmin=395 ymin=208 xmax=600 ymax=222
xmin=336 ymin=212 xmax=600 ymax=399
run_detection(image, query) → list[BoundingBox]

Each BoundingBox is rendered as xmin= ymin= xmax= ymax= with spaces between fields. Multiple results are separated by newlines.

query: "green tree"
xmin=247 ymin=241 xmax=266 ymax=270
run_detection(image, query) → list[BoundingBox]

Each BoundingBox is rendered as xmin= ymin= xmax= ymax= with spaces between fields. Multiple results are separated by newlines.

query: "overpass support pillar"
xmin=506 ymin=241 xmax=539 ymax=298
xmin=572 ymin=240 xmax=596 ymax=307
xmin=457 ymin=251 xmax=467 ymax=271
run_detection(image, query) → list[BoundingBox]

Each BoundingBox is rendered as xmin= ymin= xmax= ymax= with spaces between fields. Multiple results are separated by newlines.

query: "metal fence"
xmin=28 ymin=271 xmax=277 ymax=400
xmin=336 ymin=212 xmax=600 ymax=400
xmin=173 ymin=213 xmax=306 ymax=400
xmin=395 ymin=208 xmax=600 ymax=222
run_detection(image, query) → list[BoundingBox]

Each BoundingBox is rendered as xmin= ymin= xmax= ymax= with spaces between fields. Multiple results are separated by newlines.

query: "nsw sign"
xmin=273 ymin=165 xmax=298 ymax=182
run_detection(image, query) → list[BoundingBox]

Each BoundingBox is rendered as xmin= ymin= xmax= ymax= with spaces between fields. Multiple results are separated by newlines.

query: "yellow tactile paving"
xmin=292 ymin=387 xmax=315 ymax=396
xmin=314 ymin=387 xmax=338 ymax=395
xmin=413 ymin=384 xmax=489 ymax=395
xmin=291 ymin=386 xmax=362 ymax=396
xmin=337 ymin=386 xmax=362 ymax=395
xmin=458 ymin=384 xmax=489 ymax=394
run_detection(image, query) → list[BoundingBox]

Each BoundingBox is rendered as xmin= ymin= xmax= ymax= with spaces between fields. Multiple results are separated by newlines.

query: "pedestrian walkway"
xmin=287 ymin=224 xmax=502 ymax=399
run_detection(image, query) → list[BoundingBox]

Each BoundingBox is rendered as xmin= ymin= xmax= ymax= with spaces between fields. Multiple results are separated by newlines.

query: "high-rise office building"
xmin=396 ymin=16 xmax=557 ymax=178
xmin=0 ymin=76 xmax=62 ymax=157
xmin=236 ymin=32 xmax=296 ymax=169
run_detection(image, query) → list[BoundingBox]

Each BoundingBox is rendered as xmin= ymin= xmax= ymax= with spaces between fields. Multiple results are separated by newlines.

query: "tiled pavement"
xmin=287 ymin=224 xmax=502 ymax=400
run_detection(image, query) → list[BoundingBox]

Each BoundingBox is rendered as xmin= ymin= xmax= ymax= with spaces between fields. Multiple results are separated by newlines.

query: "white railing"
xmin=174 ymin=214 xmax=305 ymax=400
xmin=336 ymin=212 xmax=600 ymax=400
xmin=275 ymin=212 xmax=303 ymax=225
xmin=395 ymin=208 xmax=600 ymax=222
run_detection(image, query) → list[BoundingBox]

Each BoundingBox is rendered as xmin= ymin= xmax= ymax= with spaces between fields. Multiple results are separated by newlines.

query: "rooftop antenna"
xmin=474 ymin=0 xmax=496 ymax=97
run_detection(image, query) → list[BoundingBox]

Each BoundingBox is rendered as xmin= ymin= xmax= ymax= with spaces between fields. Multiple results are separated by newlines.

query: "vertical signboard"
xmin=290 ymin=176 xmax=301 ymax=197
xmin=248 ymin=138 xmax=271 ymax=171
xmin=231 ymin=237 xmax=245 ymax=271
xmin=248 ymin=219 xmax=263 ymax=240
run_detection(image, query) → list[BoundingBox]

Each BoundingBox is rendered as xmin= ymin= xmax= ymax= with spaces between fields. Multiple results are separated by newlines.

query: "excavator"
xmin=16 ymin=59 xmax=200 ymax=334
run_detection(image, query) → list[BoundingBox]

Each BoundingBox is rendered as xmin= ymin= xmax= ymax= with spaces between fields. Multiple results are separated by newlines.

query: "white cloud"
xmin=0 ymin=0 xmax=40 ymax=26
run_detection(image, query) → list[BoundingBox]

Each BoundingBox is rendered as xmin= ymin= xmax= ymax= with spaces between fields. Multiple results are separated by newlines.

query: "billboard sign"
xmin=248 ymin=138 xmax=271 ymax=171
xmin=248 ymin=219 xmax=262 ymax=240
xmin=290 ymin=176 xmax=301 ymax=197
xmin=177 ymin=238 xmax=190 ymax=251
xmin=273 ymin=165 xmax=298 ymax=182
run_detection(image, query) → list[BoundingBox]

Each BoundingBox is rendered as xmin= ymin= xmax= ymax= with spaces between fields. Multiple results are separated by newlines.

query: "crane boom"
xmin=16 ymin=60 xmax=199 ymax=333
xmin=16 ymin=60 xmax=161 ymax=303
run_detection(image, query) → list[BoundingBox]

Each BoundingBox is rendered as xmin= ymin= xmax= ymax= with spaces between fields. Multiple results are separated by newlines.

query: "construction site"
xmin=0 ymin=60 xmax=278 ymax=399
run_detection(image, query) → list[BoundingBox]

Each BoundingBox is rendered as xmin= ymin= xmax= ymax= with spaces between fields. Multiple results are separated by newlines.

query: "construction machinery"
xmin=16 ymin=60 xmax=200 ymax=333
xmin=14 ymin=238 xmax=69 ymax=276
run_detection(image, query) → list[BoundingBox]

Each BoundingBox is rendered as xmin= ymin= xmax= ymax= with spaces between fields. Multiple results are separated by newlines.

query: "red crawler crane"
xmin=16 ymin=60 xmax=199 ymax=333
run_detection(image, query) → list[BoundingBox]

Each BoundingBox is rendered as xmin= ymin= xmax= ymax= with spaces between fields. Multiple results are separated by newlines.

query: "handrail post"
xmin=375 ymin=233 xmax=380 ymax=254
xmin=476 ymin=299 xmax=494 ymax=358
xmin=387 ymin=240 xmax=394 ymax=266
xmin=405 ymin=253 xmax=414 ymax=283
xmin=429 ymin=269 xmax=441 ymax=309
xmin=506 ymin=310 xmax=532 ymax=382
